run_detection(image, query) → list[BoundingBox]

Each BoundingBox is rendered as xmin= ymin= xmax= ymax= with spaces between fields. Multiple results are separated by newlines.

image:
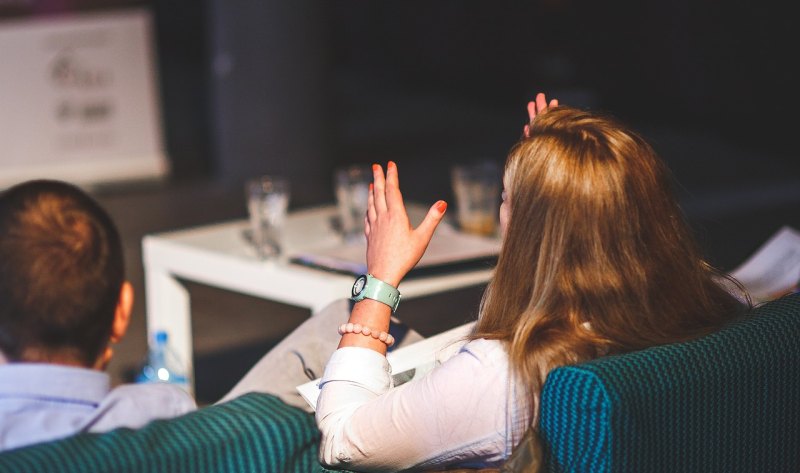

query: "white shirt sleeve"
xmin=316 ymin=339 xmax=520 ymax=471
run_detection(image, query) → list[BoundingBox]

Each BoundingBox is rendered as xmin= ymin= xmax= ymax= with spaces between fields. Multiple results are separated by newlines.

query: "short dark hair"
xmin=0 ymin=180 xmax=124 ymax=366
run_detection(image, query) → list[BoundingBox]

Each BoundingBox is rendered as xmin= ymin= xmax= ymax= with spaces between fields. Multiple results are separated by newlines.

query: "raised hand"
xmin=522 ymin=92 xmax=559 ymax=138
xmin=364 ymin=161 xmax=447 ymax=287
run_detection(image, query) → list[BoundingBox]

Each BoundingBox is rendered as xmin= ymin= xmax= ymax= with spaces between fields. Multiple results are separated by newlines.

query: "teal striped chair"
xmin=1 ymin=293 xmax=797 ymax=472
xmin=538 ymin=292 xmax=800 ymax=472
xmin=0 ymin=393 xmax=335 ymax=473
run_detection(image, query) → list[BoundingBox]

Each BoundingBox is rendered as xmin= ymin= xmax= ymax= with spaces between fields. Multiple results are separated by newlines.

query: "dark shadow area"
xmin=192 ymin=338 xmax=282 ymax=405
xmin=690 ymin=200 xmax=800 ymax=273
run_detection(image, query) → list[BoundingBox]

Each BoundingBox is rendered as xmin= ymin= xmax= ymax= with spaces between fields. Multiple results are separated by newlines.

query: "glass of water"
xmin=334 ymin=165 xmax=372 ymax=243
xmin=246 ymin=175 xmax=290 ymax=259
xmin=451 ymin=161 xmax=501 ymax=236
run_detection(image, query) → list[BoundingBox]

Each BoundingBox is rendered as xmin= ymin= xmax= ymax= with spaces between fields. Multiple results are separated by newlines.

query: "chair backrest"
xmin=0 ymin=393 xmax=332 ymax=473
xmin=539 ymin=292 xmax=800 ymax=473
xmin=3 ymin=296 xmax=798 ymax=473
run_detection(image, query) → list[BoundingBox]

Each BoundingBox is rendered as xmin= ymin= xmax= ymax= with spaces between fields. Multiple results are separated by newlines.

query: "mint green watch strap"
xmin=351 ymin=274 xmax=402 ymax=312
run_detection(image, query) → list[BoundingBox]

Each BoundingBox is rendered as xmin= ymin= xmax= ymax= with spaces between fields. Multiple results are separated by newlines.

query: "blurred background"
xmin=1 ymin=0 xmax=798 ymax=403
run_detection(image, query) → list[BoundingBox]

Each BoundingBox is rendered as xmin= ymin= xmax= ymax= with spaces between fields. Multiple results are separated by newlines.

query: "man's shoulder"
xmin=0 ymin=365 xmax=198 ymax=450
xmin=106 ymin=382 xmax=197 ymax=413
xmin=88 ymin=382 xmax=197 ymax=432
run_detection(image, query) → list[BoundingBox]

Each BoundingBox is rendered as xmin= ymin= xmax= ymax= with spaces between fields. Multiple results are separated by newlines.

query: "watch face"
xmin=352 ymin=275 xmax=367 ymax=297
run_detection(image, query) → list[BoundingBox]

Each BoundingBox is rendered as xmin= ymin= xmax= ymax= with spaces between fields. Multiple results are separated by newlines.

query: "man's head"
xmin=0 ymin=180 xmax=132 ymax=368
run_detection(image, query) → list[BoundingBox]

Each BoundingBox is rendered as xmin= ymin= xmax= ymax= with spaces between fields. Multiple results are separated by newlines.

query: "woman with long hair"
xmin=474 ymin=100 xmax=746 ymax=435
xmin=228 ymin=93 xmax=746 ymax=471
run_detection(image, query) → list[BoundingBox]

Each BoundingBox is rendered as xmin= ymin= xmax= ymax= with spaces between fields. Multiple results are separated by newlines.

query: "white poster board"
xmin=0 ymin=8 xmax=168 ymax=189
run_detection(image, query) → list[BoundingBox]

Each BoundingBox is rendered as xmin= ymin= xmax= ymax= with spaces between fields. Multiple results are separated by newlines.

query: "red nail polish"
xmin=436 ymin=201 xmax=447 ymax=212
xmin=372 ymin=164 xmax=380 ymax=172
xmin=369 ymin=183 xmax=374 ymax=191
xmin=388 ymin=161 xmax=396 ymax=169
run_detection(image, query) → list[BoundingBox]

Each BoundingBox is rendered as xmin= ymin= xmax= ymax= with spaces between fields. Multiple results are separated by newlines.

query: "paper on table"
xmin=296 ymin=321 xmax=475 ymax=412
xmin=728 ymin=226 xmax=800 ymax=302
xmin=290 ymin=224 xmax=500 ymax=277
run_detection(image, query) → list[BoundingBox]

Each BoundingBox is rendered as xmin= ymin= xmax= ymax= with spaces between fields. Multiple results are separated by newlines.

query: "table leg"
xmin=144 ymin=267 xmax=195 ymax=396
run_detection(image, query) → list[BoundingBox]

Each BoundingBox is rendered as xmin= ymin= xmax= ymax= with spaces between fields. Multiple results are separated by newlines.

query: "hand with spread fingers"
xmin=522 ymin=92 xmax=559 ymax=138
xmin=364 ymin=161 xmax=448 ymax=288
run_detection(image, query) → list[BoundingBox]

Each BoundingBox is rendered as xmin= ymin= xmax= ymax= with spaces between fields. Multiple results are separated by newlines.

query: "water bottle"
xmin=136 ymin=330 xmax=190 ymax=392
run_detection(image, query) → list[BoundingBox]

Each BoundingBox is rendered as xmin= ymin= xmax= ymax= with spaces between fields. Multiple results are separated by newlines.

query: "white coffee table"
xmin=142 ymin=204 xmax=498 ymax=393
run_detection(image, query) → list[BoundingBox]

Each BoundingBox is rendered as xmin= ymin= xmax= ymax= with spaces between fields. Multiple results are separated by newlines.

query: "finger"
xmin=526 ymin=101 xmax=537 ymax=122
xmin=415 ymin=200 xmax=448 ymax=243
xmin=367 ymin=183 xmax=377 ymax=222
xmin=372 ymin=163 xmax=388 ymax=213
xmin=535 ymin=93 xmax=547 ymax=115
xmin=549 ymin=98 xmax=559 ymax=108
xmin=364 ymin=215 xmax=370 ymax=237
xmin=523 ymin=124 xmax=530 ymax=138
xmin=385 ymin=160 xmax=400 ymax=188
xmin=384 ymin=161 xmax=406 ymax=213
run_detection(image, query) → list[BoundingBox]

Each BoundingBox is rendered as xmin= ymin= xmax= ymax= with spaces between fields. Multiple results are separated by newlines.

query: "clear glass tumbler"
xmin=334 ymin=165 xmax=372 ymax=243
xmin=450 ymin=161 xmax=501 ymax=236
xmin=246 ymin=175 xmax=290 ymax=259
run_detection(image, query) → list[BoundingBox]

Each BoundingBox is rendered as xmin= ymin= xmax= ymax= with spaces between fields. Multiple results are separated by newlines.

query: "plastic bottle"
xmin=135 ymin=330 xmax=190 ymax=392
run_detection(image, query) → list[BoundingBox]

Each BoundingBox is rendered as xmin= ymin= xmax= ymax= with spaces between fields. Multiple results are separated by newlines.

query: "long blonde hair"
xmin=474 ymin=107 xmax=744 ymax=427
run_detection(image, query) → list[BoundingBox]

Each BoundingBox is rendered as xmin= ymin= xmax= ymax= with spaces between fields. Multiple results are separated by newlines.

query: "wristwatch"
xmin=351 ymin=274 xmax=402 ymax=312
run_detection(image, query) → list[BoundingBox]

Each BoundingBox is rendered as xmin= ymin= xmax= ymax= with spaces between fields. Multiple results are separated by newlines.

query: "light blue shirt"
xmin=0 ymin=363 xmax=196 ymax=452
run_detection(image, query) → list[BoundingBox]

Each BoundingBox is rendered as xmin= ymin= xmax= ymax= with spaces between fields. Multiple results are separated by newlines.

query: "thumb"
xmin=415 ymin=200 xmax=447 ymax=241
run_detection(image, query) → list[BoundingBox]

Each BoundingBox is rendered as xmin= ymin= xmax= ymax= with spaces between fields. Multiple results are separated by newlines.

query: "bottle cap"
xmin=155 ymin=331 xmax=168 ymax=344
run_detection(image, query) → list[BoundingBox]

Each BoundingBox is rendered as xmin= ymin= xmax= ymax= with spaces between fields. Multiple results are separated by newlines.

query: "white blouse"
xmin=316 ymin=338 xmax=532 ymax=471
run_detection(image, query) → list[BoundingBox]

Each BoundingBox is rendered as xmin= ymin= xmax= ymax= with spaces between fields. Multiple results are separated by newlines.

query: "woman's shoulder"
xmin=459 ymin=337 xmax=508 ymax=364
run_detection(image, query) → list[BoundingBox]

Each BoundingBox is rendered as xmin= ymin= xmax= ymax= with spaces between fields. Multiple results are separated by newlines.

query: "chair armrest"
xmin=0 ymin=393 xmax=328 ymax=473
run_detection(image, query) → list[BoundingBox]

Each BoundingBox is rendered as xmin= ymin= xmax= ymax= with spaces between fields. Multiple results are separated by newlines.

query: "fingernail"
xmin=372 ymin=164 xmax=380 ymax=172
xmin=388 ymin=161 xmax=396 ymax=169
xmin=369 ymin=183 xmax=374 ymax=191
xmin=436 ymin=200 xmax=447 ymax=212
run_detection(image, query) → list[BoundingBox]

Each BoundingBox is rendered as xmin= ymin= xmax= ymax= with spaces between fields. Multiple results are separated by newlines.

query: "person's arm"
xmin=338 ymin=161 xmax=447 ymax=354
xmin=317 ymin=340 xmax=520 ymax=471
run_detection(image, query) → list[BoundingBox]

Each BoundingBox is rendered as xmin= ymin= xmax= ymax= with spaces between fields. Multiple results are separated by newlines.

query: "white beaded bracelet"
xmin=337 ymin=322 xmax=395 ymax=347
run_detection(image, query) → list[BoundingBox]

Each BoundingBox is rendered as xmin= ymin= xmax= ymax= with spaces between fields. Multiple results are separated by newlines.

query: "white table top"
xmin=142 ymin=203 xmax=500 ymax=395
xmin=143 ymin=204 xmax=499 ymax=312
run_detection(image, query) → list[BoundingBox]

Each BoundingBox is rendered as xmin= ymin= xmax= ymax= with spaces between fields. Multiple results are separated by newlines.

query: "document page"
xmin=728 ymin=226 xmax=800 ymax=302
xmin=290 ymin=225 xmax=500 ymax=277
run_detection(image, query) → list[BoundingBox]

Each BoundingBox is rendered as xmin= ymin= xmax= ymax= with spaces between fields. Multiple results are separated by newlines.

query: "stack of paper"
xmin=290 ymin=225 xmax=500 ymax=278
xmin=728 ymin=226 xmax=800 ymax=302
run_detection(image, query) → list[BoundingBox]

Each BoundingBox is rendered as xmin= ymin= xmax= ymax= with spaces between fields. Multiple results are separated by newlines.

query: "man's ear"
xmin=111 ymin=281 xmax=134 ymax=343
xmin=94 ymin=282 xmax=134 ymax=370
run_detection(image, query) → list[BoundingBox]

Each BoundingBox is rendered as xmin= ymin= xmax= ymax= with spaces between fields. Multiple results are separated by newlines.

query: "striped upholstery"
xmin=539 ymin=292 xmax=800 ymax=473
xmin=0 ymin=392 xmax=342 ymax=473
xmin=2 ymin=294 xmax=798 ymax=472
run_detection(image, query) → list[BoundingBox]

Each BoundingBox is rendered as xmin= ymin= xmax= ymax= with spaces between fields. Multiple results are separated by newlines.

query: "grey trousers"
xmin=218 ymin=298 xmax=423 ymax=412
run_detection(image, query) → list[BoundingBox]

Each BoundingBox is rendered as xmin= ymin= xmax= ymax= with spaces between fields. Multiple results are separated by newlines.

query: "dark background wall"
xmin=4 ymin=0 xmax=795 ymax=186
xmin=200 ymin=0 xmax=800 ymax=272
xmin=167 ymin=0 xmax=797 ymax=195
xmin=77 ymin=0 xmax=790 ymax=201
xmin=3 ymin=0 xmax=797 ymax=265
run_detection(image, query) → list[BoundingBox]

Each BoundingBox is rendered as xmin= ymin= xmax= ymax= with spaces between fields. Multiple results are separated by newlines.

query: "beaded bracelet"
xmin=338 ymin=322 xmax=395 ymax=347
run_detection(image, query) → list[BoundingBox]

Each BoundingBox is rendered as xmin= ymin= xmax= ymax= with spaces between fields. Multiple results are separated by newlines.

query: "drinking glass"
xmin=246 ymin=175 xmax=290 ymax=259
xmin=334 ymin=165 xmax=372 ymax=243
xmin=450 ymin=161 xmax=501 ymax=236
